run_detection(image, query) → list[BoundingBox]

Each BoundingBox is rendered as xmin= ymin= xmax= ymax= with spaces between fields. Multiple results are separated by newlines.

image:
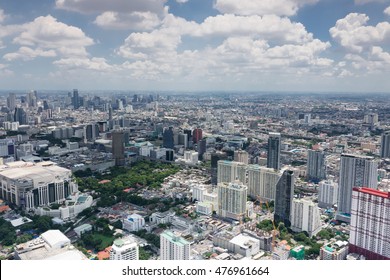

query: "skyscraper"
xmin=112 ymin=130 xmax=125 ymax=166
xmin=267 ymin=132 xmax=281 ymax=170
xmin=72 ymin=89 xmax=80 ymax=109
xmin=211 ymin=152 xmax=228 ymax=185
xmin=160 ymin=230 xmax=190 ymax=260
xmin=218 ymin=181 xmax=248 ymax=220
xmin=274 ymin=170 xmax=294 ymax=227
xmin=14 ymin=107 xmax=28 ymax=125
xmin=162 ymin=127 xmax=174 ymax=149
xmin=7 ymin=93 xmax=16 ymax=111
xmin=380 ymin=131 xmax=390 ymax=158
xmin=247 ymin=165 xmax=280 ymax=201
xmin=192 ymin=128 xmax=203 ymax=144
xmin=306 ymin=150 xmax=326 ymax=183
xmin=349 ymin=187 xmax=390 ymax=260
xmin=217 ymin=160 xmax=247 ymax=185
xmin=336 ymin=154 xmax=378 ymax=223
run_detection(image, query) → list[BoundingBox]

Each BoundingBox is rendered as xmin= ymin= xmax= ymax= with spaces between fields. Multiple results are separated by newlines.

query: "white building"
xmin=291 ymin=199 xmax=322 ymax=237
xmin=318 ymin=180 xmax=338 ymax=208
xmin=0 ymin=161 xmax=78 ymax=209
xmin=150 ymin=211 xmax=175 ymax=225
xmin=217 ymin=160 xmax=247 ymax=184
xmin=191 ymin=184 xmax=207 ymax=202
xmin=123 ymin=214 xmax=145 ymax=232
xmin=218 ymin=181 xmax=248 ymax=220
xmin=160 ymin=230 xmax=190 ymax=260
xmin=234 ymin=150 xmax=249 ymax=164
xmin=184 ymin=150 xmax=199 ymax=165
xmin=320 ymin=241 xmax=349 ymax=260
xmin=110 ymin=237 xmax=139 ymax=260
xmin=247 ymin=165 xmax=280 ymax=201
xmin=349 ymin=187 xmax=390 ymax=260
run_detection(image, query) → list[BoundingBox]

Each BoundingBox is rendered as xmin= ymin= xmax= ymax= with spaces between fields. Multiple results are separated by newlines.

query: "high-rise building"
xmin=217 ymin=160 xmax=247 ymax=185
xmin=110 ymin=237 xmax=139 ymax=260
xmin=267 ymin=132 xmax=281 ymax=170
xmin=112 ymin=130 xmax=125 ymax=166
xmin=197 ymin=139 xmax=207 ymax=160
xmin=14 ymin=107 xmax=28 ymax=125
xmin=274 ymin=170 xmax=294 ymax=227
xmin=336 ymin=154 xmax=378 ymax=223
xmin=72 ymin=89 xmax=80 ymax=109
xmin=291 ymin=199 xmax=322 ymax=237
xmin=192 ymin=128 xmax=203 ymax=144
xmin=306 ymin=150 xmax=326 ymax=183
xmin=163 ymin=127 xmax=174 ymax=149
xmin=7 ymin=93 xmax=16 ymax=111
xmin=85 ymin=123 xmax=99 ymax=141
xmin=234 ymin=150 xmax=249 ymax=164
xmin=247 ymin=165 xmax=280 ymax=201
xmin=178 ymin=133 xmax=188 ymax=148
xmin=380 ymin=131 xmax=390 ymax=158
xmin=211 ymin=152 xmax=228 ymax=185
xmin=218 ymin=181 xmax=248 ymax=220
xmin=318 ymin=180 xmax=338 ymax=209
xmin=349 ymin=187 xmax=390 ymax=260
xmin=160 ymin=230 xmax=190 ymax=260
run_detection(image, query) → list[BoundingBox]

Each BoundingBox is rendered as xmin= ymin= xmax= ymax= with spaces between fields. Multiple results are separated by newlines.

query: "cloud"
xmin=385 ymin=6 xmax=390 ymax=15
xmin=0 ymin=9 xmax=6 ymax=23
xmin=330 ymin=13 xmax=390 ymax=74
xmin=176 ymin=0 xmax=189 ymax=3
xmin=214 ymin=0 xmax=319 ymax=17
xmin=10 ymin=15 xmax=94 ymax=58
xmin=53 ymin=57 xmax=114 ymax=71
xmin=330 ymin=13 xmax=390 ymax=53
xmin=355 ymin=0 xmax=389 ymax=4
xmin=56 ymin=0 xmax=167 ymax=30
xmin=94 ymin=11 xmax=162 ymax=30
xmin=4 ymin=47 xmax=56 ymax=61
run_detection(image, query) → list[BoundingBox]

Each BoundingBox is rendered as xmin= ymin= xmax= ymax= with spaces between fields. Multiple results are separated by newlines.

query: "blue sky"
xmin=1 ymin=0 xmax=390 ymax=92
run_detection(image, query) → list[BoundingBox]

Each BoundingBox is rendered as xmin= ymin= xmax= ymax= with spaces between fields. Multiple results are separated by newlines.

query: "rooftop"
xmin=161 ymin=230 xmax=190 ymax=246
xmin=354 ymin=187 xmax=390 ymax=199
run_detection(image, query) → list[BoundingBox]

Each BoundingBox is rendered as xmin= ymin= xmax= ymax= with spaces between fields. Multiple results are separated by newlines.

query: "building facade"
xmin=247 ymin=165 xmax=280 ymax=201
xmin=291 ymin=199 xmax=322 ymax=237
xmin=218 ymin=181 xmax=248 ymax=220
xmin=306 ymin=150 xmax=326 ymax=183
xmin=267 ymin=132 xmax=281 ymax=170
xmin=110 ymin=237 xmax=139 ymax=260
xmin=318 ymin=180 xmax=338 ymax=209
xmin=160 ymin=230 xmax=190 ymax=260
xmin=274 ymin=170 xmax=294 ymax=227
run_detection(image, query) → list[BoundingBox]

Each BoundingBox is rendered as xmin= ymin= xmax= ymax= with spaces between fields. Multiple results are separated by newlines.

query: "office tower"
xmin=197 ymin=139 xmax=207 ymax=160
xmin=14 ymin=107 xmax=28 ymax=125
xmin=380 ymin=131 xmax=390 ymax=158
xmin=306 ymin=150 xmax=326 ymax=183
xmin=211 ymin=152 xmax=228 ymax=185
xmin=85 ymin=123 xmax=99 ymax=141
xmin=184 ymin=129 xmax=192 ymax=142
xmin=291 ymin=199 xmax=322 ymax=237
xmin=112 ymin=130 xmax=125 ymax=166
xmin=274 ymin=170 xmax=295 ymax=227
xmin=336 ymin=154 xmax=378 ymax=223
xmin=72 ymin=89 xmax=80 ymax=109
xmin=0 ymin=161 xmax=77 ymax=209
xmin=26 ymin=90 xmax=37 ymax=108
xmin=247 ymin=165 xmax=280 ymax=201
xmin=43 ymin=100 xmax=49 ymax=110
xmin=163 ymin=127 xmax=174 ymax=149
xmin=217 ymin=160 xmax=247 ymax=185
xmin=110 ymin=237 xmax=139 ymax=260
xmin=160 ymin=230 xmax=190 ymax=260
xmin=0 ymin=139 xmax=15 ymax=158
xmin=165 ymin=149 xmax=174 ymax=161
xmin=318 ymin=180 xmax=338 ymax=208
xmin=349 ymin=187 xmax=390 ymax=260
xmin=192 ymin=128 xmax=202 ymax=144
xmin=267 ymin=132 xmax=281 ymax=170
xmin=234 ymin=150 xmax=249 ymax=164
xmin=218 ymin=181 xmax=248 ymax=220
xmin=7 ymin=93 xmax=16 ymax=111
xmin=178 ymin=133 xmax=188 ymax=148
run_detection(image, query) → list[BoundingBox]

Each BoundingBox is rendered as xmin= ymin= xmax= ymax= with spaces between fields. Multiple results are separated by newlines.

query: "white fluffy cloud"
xmin=53 ymin=57 xmax=113 ymax=71
xmin=214 ymin=0 xmax=319 ymax=17
xmin=0 ymin=9 xmax=6 ymax=23
xmin=330 ymin=13 xmax=390 ymax=74
xmin=7 ymin=15 xmax=94 ymax=59
xmin=56 ymin=0 xmax=167 ymax=30
xmin=176 ymin=0 xmax=189 ymax=3
xmin=385 ymin=6 xmax=390 ymax=15
xmin=4 ymin=47 xmax=56 ymax=61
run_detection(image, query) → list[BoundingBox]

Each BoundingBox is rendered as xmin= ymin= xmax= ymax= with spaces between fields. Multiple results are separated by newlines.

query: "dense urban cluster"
xmin=0 ymin=90 xmax=389 ymax=261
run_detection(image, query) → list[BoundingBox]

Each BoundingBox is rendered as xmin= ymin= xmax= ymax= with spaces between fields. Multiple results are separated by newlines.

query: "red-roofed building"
xmin=349 ymin=187 xmax=390 ymax=260
xmin=97 ymin=246 xmax=111 ymax=260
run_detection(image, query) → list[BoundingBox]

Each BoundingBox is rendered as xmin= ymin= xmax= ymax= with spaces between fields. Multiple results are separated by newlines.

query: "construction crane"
xmin=265 ymin=201 xmax=281 ymax=252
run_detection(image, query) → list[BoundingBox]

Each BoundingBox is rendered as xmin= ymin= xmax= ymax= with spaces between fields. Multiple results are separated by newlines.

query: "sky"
xmin=1 ymin=0 xmax=390 ymax=92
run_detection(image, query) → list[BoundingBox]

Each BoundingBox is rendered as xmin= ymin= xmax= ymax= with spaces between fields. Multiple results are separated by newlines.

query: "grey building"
xmin=267 ymin=132 xmax=281 ymax=170
xmin=307 ymin=150 xmax=326 ymax=183
xmin=380 ymin=131 xmax=390 ymax=158
xmin=274 ymin=170 xmax=294 ymax=227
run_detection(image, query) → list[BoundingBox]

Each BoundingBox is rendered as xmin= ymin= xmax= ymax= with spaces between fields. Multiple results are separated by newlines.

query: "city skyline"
xmin=0 ymin=0 xmax=390 ymax=92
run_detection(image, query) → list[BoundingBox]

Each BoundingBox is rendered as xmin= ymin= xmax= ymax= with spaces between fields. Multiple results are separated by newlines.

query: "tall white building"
xmin=234 ymin=150 xmax=249 ymax=164
xmin=306 ymin=150 xmax=326 ymax=182
xmin=160 ymin=230 xmax=190 ymax=260
xmin=318 ymin=180 xmax=338 ymax=209
xmin=218 ymin=181 xmax=248 ymax=220
xmin=291 ymin=199 xmax=322 ymax=237
xmin=0 ymin=161 xmax=78 ymax=209
xmin=110 ymin=237 xmax=139 ymax=260
xmin=184 ymin=151 xmax=198 ymax=165
xmin=123 ymin=214 xmax=145 ymax=232
xmin=217 ymin=160 xmax=247 ymax=184
xmin=336 ymin=154 xmax=378 ymax=223
xmin=349 ymin=187 xmax=390 ymax=260
xmin=247 ymin=165 xmax=280 ymax=201
xmin=191 ymin=184 xmax=207 ymax=202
